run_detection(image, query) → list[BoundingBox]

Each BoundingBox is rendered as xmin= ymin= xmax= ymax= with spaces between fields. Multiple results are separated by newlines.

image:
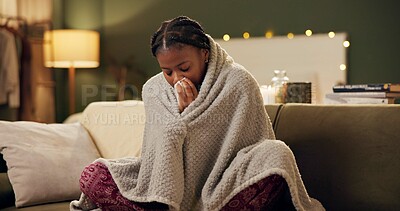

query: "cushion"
xmin=63 ymin=112 xmax=83 ymax=124
xmin=80 ymin=100 xmax=145 ymax=159
xmin=0 ymin=121 xmax=100 ymax=208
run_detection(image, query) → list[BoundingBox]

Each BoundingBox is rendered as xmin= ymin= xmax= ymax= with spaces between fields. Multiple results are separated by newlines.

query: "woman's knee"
xmin=79 ymin=162 xmax=110 ymax=195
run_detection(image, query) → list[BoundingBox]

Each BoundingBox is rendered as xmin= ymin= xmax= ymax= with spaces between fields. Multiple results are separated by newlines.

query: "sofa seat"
xmin=0 ymin=202 xmax=70 ymax=211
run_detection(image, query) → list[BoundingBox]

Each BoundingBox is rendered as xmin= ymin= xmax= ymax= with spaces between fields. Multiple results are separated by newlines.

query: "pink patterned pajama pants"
xmin=80 ymin=162 xmax=293 ymax=211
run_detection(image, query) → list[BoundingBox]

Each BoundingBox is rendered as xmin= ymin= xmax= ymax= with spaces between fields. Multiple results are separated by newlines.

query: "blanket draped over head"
xmin=71 ymin=35 xmax=324 ymax=211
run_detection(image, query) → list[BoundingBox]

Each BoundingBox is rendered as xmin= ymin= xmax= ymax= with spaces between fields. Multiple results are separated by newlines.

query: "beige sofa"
xmin=1 ymin=101 xmax=400 ymax=210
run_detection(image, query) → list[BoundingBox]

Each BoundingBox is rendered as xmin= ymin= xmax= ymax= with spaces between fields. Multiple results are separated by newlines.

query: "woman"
xmin=71 ymin=16 xmax=323 ymax=211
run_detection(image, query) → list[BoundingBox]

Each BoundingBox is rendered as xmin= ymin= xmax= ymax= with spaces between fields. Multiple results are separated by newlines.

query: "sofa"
xmin=1 ymin=101 xmax=399 ymax=210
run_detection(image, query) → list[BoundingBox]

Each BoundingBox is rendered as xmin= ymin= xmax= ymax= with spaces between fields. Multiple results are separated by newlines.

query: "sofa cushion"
xmin=80 ymin=100 xmax=145 ymax=159
xmin=274 ymin=104 xmax=400 ymax=210
xmin=0 ymin=121 xmax=100 ymax=208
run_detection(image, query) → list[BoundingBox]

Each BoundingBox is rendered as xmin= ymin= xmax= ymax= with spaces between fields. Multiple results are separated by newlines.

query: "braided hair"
xmin=150 ymin=16 xmax=210 ymax=57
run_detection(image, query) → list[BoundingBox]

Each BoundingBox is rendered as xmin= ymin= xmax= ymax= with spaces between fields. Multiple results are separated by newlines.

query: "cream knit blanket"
xmin=71 ymin=35 xmax=324 ymax=211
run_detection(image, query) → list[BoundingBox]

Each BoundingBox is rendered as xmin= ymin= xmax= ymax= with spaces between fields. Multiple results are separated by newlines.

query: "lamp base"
xmin=69 ymin=66 xmax=75 ymax=115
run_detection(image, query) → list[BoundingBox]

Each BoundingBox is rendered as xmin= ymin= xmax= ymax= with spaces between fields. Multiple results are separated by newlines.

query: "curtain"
xmin=0 ymin=0 xmax=52 ymax=22
xmin=16 ymin=0 xmax=52 ymax=24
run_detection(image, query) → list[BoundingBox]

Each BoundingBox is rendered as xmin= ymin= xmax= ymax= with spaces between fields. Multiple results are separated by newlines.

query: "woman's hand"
xmin=175 ymin=78 xmax=198 ymax=112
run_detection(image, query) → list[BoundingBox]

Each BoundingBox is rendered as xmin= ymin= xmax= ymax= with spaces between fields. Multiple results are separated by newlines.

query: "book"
xmin=324 ymin=96 xmax=397 ymax=104
xmin=332 ymin=83 xmax=400 ymax=93
xmin=326 ymin=92 xmax=400 ymax=98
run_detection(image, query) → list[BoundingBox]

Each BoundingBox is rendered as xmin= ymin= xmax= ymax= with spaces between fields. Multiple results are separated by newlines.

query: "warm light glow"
xmin=265 ymin=31 xmax=273 ymax=39
xmin=343 ymin=40 xmax=350 ymax=48
xmin=328 ymin=31 xmax=335 ymax=38
xmin=43 ymin=30 xmax=100 ymax=68
xmin=340 ymin=64 xmax=347 ymax=71
xmin=287 ymin=33 xmax=294 ymax=39
xmin=243 ymin=32 xmax=250 ymax=39
xmin=223 ymin=34 xmax=230 ymax=41
xmin=305 ymin=29 xmax=312 ymax=36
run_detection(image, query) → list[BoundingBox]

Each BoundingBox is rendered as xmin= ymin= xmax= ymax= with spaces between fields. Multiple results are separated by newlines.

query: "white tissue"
xmin=174 ymin=81 xmax=183 ymax=102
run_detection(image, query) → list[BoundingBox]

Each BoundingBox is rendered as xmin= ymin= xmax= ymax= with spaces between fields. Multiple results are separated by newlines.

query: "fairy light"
xmin=343 ymin=40 xmax=350 ymax=47
xmin=243 ymin=32 xmax=250 ymax=39
xmin=265 ymin=31 xmax=273 ymax=39
xmin=221 ymin=31 xmax=343 ymax=42
xmin=340 ymin=64 xmax=347 ymax=71
xmin=223 ymin=34 xmax=230 ymax=41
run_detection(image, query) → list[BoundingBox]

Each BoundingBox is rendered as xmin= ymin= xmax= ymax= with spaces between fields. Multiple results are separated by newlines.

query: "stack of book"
xmin=325 ymin=83 xmax=400 ymax=104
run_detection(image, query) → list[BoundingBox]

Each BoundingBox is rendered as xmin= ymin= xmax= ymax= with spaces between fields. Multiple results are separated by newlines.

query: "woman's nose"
xmin=172 ymin=72 xmax=183 ymax=85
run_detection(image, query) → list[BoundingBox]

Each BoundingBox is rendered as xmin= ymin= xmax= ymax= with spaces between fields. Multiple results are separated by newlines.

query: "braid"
xmin=150 ymin=16 xmax=210 ymax=56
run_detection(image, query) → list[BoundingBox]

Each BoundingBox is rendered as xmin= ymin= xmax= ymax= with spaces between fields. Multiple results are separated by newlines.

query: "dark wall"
xmin=54 ymin=0 xmax=400 ymax=122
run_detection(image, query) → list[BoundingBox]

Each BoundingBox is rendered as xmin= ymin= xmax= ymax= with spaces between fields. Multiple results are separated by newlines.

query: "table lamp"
xmin=43 ymin=29 xmax=99 ymax=114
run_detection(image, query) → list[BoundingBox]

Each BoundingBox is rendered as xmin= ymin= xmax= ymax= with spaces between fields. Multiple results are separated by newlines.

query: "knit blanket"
xmin=71 ymin=35 xmax=324 ymax=211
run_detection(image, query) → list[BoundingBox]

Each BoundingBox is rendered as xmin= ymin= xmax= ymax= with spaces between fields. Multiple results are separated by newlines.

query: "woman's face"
xmin=156 ymin=44 xmax=209 ymax=89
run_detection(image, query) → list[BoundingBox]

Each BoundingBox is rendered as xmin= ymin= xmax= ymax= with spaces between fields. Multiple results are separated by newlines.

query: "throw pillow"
xmin=80 ymin=100 xmax=145 ymax=159
xmin=0 ymin=121 xmax=100 ymax=208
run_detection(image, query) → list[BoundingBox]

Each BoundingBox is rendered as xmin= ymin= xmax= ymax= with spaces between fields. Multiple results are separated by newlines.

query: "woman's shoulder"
xmin=142 ymin=73 xmax=165 ymax=98
xmin=143 ymin=73 xmax=164 ymax=88
xmin=224 ymin=62 xmax=260 ymax=90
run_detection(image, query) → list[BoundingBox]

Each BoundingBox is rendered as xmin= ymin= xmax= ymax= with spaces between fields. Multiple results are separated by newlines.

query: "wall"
xmin=55 ymin=0 xmax=399 ymax=122
xmin=54 ymin=0 xmax=106 ymax=122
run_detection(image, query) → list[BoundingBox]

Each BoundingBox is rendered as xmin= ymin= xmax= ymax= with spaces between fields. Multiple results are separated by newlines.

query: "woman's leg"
xmin=221 ymin=174 xmax=295 ymax=211
xmin=79 ymin=162 xmax=168 ymax=211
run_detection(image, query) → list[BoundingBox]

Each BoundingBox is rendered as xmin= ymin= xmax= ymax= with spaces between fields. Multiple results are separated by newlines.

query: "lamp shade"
xmin=43 ymin=29 xmax=100 ymax=68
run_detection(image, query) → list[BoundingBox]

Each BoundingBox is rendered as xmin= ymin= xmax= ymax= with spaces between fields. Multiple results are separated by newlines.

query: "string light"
xmin=265 ymin=31 xmax=273 ymax=39
xmin=222 ymin=31 xmax=344 ymax=41
xmin=243 ymin=32 xmax=250 ymax=39
xmin=340 ymin=64 xmax=347 ymax=71
xmin=223 ymin=34 xmax=230 ymax=41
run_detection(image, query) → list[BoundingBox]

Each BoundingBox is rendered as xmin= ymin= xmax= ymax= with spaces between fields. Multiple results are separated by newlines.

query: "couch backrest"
xmin=269 ymin=104 xmax=400 ymax=210
xmin=80 ymin=100 xmax=145 ymax=159
xmin=263 ymin=104 xmax=282 ymax=126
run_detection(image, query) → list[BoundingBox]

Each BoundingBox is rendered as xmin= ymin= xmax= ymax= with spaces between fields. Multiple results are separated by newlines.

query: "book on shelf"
xmin=326 ymin=92 xmax=400 ymax=98
xmin=324 ymin=96 xmax=398 ymax=104
xmin=332 ymin=83 xmax=400 ymax=93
